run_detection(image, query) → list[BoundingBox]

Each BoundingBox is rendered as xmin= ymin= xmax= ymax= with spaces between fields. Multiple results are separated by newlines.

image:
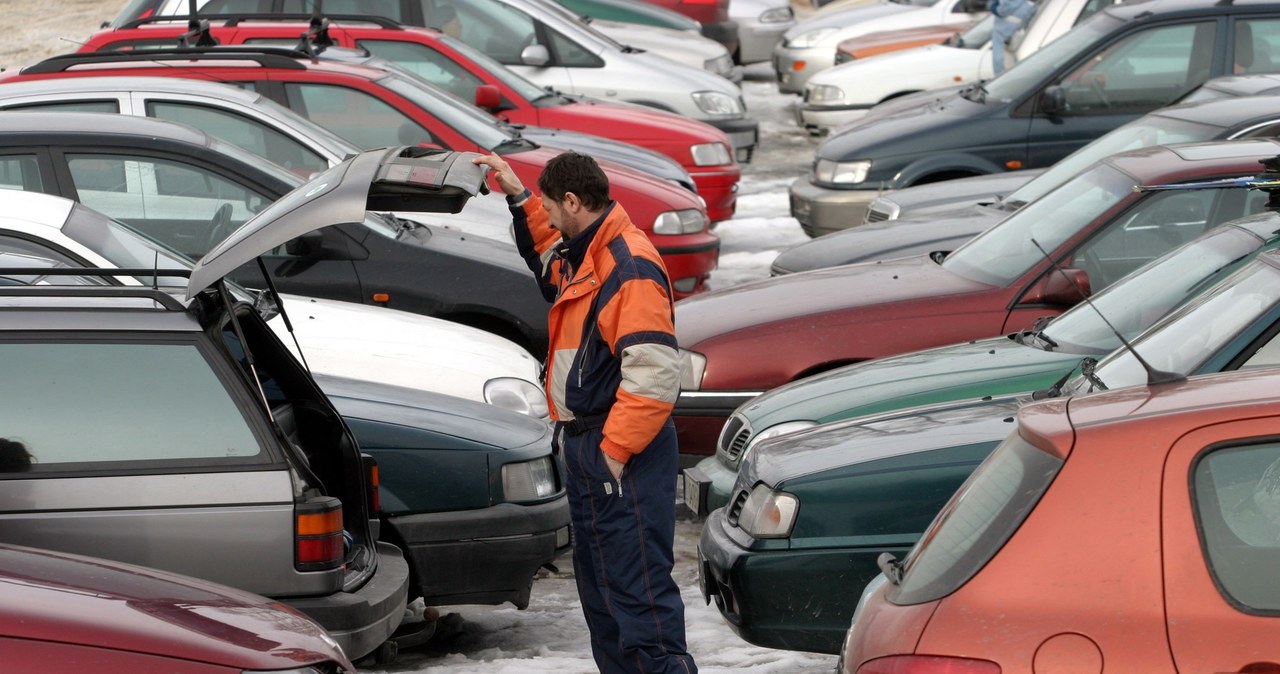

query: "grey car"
xmin=0 ymin=146 xmax=487 ymax=661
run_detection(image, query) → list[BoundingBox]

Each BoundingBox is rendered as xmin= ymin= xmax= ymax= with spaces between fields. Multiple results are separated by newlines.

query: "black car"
xmin=789 ymin=0 xmax=1280 ymax=235
xmin=0 ymin=111 xmax=550 ymax=352
xmin=773 ymin=91 xmax=1280 ymax=274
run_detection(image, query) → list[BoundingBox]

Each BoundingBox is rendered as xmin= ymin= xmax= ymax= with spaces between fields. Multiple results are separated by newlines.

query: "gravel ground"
xmin=1 ymin=0 xmax=113 ymax=70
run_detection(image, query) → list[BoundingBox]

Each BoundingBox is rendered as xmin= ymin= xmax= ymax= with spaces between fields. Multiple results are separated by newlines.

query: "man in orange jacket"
xmin=473 ymin=151 xmax=696 ymax=673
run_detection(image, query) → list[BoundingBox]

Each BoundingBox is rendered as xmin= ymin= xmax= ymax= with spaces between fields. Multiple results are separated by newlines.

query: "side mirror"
xmin=1040 ymin=85 xmax=1066 ymax=115
xmin=521 ymin=44 xmax=550 ymax=67
xmin=1023 ymin=267 xmax=1091 ymax=306
xmin=474 ymin=84 xmax=503 ymax=111
xmin=285 ymin=230 xmax=324 ymax=258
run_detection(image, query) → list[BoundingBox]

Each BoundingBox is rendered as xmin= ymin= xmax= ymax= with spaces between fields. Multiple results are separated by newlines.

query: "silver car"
xmin=730 ymin=0 xmax=795 ymax=64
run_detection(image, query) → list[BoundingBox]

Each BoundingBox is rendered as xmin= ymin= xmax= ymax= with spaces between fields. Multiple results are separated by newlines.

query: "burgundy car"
xmin=0 ymin=543 xmax=355 ymax=673
xmin=673 ymin=138 xmax=1280 ymax=455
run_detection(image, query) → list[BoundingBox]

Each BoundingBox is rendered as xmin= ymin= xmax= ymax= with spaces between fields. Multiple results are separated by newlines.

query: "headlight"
xmin=690 ymin=142 xmax=732 ymax=167
xmin=691 ymin=91 xmax=743 ymax=116
xmin=737 ymin=483 xmax=799 ymax=538
xmin=760 ymin=5 xmax=793 ymax=22
xmin=744 ymin=420 xmax=819 ymax=455
xmin=678 ymin=349 xmax=706 ymax=390
xmin=704 ymin=54 xmax=734 ymax=77
xmin=788 ymin=27 xmax=836 ymax=49
xmin=501 ymin=456 xmax=557 ymax=501
xmin=807 ymin=83 xmax=845 ymax=104
xmin=484 ymin=377 xmax=549 ymax=418
xmin=653 ymin=209 xmax=706 ymax=235
xmin=814 ymin=158 xmax=871 ymax=184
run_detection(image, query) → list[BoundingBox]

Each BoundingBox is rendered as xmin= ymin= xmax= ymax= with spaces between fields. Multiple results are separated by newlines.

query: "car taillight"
xmin=295 ymin=497 xmax=344 ymax=571
xmin=858 ymin=656 xmax=1001 ymax=674
xmin=362 ymin=453 xmax=381 ymax=514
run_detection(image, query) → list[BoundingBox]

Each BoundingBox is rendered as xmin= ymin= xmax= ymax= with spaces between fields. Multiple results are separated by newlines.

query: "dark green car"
xmin=684 ymin=190 xmax=1279 ymax=518
xmin=556 ymin=0 xmax=700 ymax=31
xmin=698 ymin=220 xmax=1280 ymax=655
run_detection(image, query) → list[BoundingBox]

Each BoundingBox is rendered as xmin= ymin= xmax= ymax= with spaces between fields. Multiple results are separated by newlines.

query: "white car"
xmin=730 ymin=0 xmax=796 ymax=64
xmin=772 ymin=0 xmax=987 ymax=94
xmin=798 ymin=0 xmax=1120 ymax=131
xmin=588 ymin=18 xmax=742 ymax=81
xmin=0 ymin=189 xmax=548 ymax=416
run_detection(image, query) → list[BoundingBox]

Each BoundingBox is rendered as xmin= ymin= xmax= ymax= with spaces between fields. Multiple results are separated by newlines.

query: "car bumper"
xmin=772 ymin=46 xmax=830 ymax=94
xmin=387 ymin=498 xmax=571 ymax=608
xmin=737 ymin=18 xmax=793 ymax=64
xmin=657 ymin=235 xmax=720 ymax=297
xmin=699 ymin=510 xmax=898 ymax=655
xmin=702 ymin=19 xmax=742 ymax=56
xmin=282 ymin=541 xmax=410 ymax=661
xmin=681 ymin=454 xmax=737 ymax=517
xmin=789 ymin=177 xmax=882 ymax=237
xmin=674 ymin=389 xmax=761 ymax=456
xmin=796 ymin=102 xmax=872 ymax=134
xmin=703 ymin=117 xmax=759 ymax=164
xmin=690 ymin=167 xmax=740 ymax=223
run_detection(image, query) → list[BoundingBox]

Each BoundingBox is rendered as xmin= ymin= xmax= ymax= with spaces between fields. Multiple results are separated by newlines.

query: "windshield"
xmin=1042 ymin=223 xmax=1271 ymax=353
xmin=983 ymin=13 xmax=1125 ymax=103
xmin=439 ymin=34 xmax=549 ymax=101
xmin=955 ymin=14 xmax=994 ymax=50
xmin=377 ymin=71 xmax=513 ymax=150
xmin=1006 ymin=115 xmax=1221 ymax=206
xmin=1066 ymin=258 xmax=1280 ymax=394
xmin=944 ymin=163 xmax=1133 ymax=285
xmin=525 ymin=0 xmax=628 ymax=50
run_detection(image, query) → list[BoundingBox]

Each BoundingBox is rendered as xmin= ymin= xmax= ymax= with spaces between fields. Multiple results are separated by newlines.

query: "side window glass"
xmin=1074 ymin=0 xmax=1118 ymax=26
xmin=285 ymin=82 xmax=435 ymax=149
xmin=146 ymin=101 xmax=328 ymax=174
xmin=1059 ymin=22 xmax=1216 ymax=114
xmin=1070 ymin=187 xmax=1234 ymax=292
xmin=358 ymin=39 xmax=485 ymax=100
xmin=5 ymin=100 xmax=120 ymax=113
xmin=424 ymin=0 xmax=540 ymax=65
xmin=66 ymin=154 xmax=267 ymax=258
xmin=1194 ymin=443 xmax=1280 ymax=611
xmin=547 ymin=26 xmax=602 ymax=67
xmin=1234 ymin=19 xmax=1280 ymax=75
xmin=0 ymin=235 xmax=82 ymax=266
xmin=0 ymin=342 xmax=265 ymax=472
xmin=0 ymin=155 xmax=45 ymax=192
xmin=281 ymin=0 xmax=404 ymax=17
xmin=201 ymin=0 xmax=272 ymax=11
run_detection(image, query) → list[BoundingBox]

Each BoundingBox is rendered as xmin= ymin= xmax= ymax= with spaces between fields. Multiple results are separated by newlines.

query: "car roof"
xmin=19 ymin=46 xmax=390 ymax=82
xmin=1104 ymin=0 xmax=1280 ymax=21
xmin=0 ymin=109 xmax=216 ymax=146
xmin=1103 ymin=137 xmax=1280 ymax=181
xmin=1156 ymin=93 xmax=1280 ymax=128
xmin=0 ymin=74 xmax=266 ymax=104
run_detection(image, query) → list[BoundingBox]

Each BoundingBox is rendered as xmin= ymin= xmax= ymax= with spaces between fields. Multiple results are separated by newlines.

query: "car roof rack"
xmin=23 ymin=47 xmax=314 ymax=74
xmin=118 ymin=12 xmax=407 ymax=30
xmin=0 ymin=268 xmax=192 ymax=311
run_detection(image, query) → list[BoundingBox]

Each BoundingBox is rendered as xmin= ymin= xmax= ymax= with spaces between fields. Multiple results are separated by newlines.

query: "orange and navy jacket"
xmin=509 ymin=191 xmax=681 ymax=463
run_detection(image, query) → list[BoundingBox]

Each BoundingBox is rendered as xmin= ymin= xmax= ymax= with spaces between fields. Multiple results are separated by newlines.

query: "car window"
xmin=546 ymin=24 xmax=603 ymax=67
xmin=1234 ymin=19 xmax=1280 ymax=76
xmin=4 ymin=100 xmax=120 ymax=114
xmin=0 ymin=155 xmax=45 ymax=192
xmin=1058 ymin=22 xmax=1217 ymax=114
xmin=0 ymin=341 xmax=265 ymax=472
xmin=0 ymin=245 xmax=105 ymax=286
xmin=358 ymin=39 xmax=485 ymax=101
xmin=427 ymin=0 xmax=541 ymax=65
xmin=889 ymin=431 xmax=1063 ymax=605
xmin=145 ymin=101 xmax=329 ymax=175
xmin=280 ymin=0 xmax=405 ymax=17
xmin=199 ymin=0 xmax=273 ymax=12
xmin=66 ymin=153 xmax=268 ymax=258
xmin=1193 ymin=442 xmax=1280 ymax=611
xmin=284 ymin=82 xmax=436 ymax=149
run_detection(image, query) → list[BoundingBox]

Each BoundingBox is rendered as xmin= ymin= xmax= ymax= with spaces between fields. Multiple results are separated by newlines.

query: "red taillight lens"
xmin=296 ymin=497 xmax=344 ymax=571
xmin=361 ymin=453 xmax=381 ymax=514
xmin=858 ymin=656 xmax=1001 ymax=674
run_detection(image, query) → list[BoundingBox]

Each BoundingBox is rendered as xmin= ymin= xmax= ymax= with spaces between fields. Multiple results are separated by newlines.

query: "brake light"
xmin=363 ymin=454 xmax=381 ymax=513
xmin=858 ymin=656 xmax=1001 ymax=674
xmin=295 ymin=497 xmax=344 ymax=570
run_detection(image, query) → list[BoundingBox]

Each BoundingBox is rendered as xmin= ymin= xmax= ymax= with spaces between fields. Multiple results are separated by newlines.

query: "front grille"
xmin=726 ymin=489 xmax=750 ymax=526
xmin=721 ymin=417 xmax=752 ymax=462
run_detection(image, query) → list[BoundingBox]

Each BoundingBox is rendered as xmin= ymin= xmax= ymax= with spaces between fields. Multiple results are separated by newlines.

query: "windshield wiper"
xmin=383 ymin=212 xmax=428 ymax=240
xmin=959 ymin=82 xmax=987 ymax=103
xmin=876 ymin=552 xmax=904 ymax=585
xmin=1080 ymin=356 xmax=1107 ymax=392
xmin=494 ymin=137 xmax=537 ymax=153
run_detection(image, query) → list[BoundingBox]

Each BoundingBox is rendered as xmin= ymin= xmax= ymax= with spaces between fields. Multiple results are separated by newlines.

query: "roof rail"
xmin=119 ymin=12 xmax=407 ymax=30
xmin=23 ymin=47 xmax=312 ymax=74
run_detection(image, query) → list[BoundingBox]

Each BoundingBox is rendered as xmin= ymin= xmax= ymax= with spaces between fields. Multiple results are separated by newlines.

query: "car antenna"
xmin=152 ymin=249 xmax=160 ymax=290
xmin=254 ymin=256 xmax=312 ymax=374
xmin=179 ymin=0 xmax=217 ymax=48
xmin=1030 ymin=238 xmax=1184 ymax=387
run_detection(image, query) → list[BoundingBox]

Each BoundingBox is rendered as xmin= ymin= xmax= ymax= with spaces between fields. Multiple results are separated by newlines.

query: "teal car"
xmin=683 ymin=190 xmax=1277 ymax=517
xmin=556 ymin=0 xmax=701 ymax=31
xmin=698 ymin=226 xmax=1280 ymax=655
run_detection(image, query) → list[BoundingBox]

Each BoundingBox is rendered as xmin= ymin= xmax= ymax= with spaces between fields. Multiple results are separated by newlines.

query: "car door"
xmin=1163 ymin=423 xmax=1280 ymax=673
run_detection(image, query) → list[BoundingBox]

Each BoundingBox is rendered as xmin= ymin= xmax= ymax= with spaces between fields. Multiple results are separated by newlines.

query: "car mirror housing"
xmin=521 ymin=44 xmax=551 ymax=67
xmin=1040 ymin=85 xmax=1066 ymax=116
xmin=475 ymin=84 xmax=504 ymax=111
xmin=1024 ymin=267 xmax=1091 ymax=306
xmin=286 ymin=230 xmax=325 ymax=258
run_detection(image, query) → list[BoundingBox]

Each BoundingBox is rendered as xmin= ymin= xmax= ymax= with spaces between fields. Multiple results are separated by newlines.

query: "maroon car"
xmin=0 ymin=543 xmax=354 ymax=673
xmin=673 ymin=138 xmax=1280 ymax=455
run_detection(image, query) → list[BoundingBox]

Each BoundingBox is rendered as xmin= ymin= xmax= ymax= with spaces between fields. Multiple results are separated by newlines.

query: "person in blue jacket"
xmin=990 ymin=0 xmax=1037 ymax=75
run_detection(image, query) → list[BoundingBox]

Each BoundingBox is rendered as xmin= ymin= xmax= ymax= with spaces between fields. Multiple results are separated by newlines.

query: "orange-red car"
xmin=833 ymin=22 xmax=975 ymax=64
xmin=839 ymin=366 xmax=1280 ymax=674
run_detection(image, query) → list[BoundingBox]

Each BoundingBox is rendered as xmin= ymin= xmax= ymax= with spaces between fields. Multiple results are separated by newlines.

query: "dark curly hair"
xmin=538 ymin=151 xmax=610 ymax=211
xmin=0 ymin=438 xmax=33 ymax=473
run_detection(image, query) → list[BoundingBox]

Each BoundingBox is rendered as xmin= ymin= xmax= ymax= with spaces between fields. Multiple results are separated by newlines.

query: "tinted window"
xmin=430 ymin=0 xmax=540 ymax=65
xmin=285 ymin=82 xmax=436 ymax=149
xmin=199 ymin=0 xmax=272 ymax=11
xmin=281 ymin=0 xmax=404 ymax=17
xmin=1057 ymin=22 xmax=1217 ymax=114
xmin=359 ymin=39 xmax=485 ymax=100
xmin=6 ymin=100 xmax=120 ymax=114
xmin=547 ymin=25 xmax=603 ymax=67
xmin=1194 ymin=442 xmax=1280 ymax=611
xmin=0 ymin=341 xmax=264 ymax=472
xmin=1235 ymin=19 xmax=1280 ymax=76
xmin=146 ymin=101 xmax=328 ymax=174
xmin=0 ymin=155 xmax=44 ymax=192
xmin=890 ymin=432 xmax=1063 ymax=605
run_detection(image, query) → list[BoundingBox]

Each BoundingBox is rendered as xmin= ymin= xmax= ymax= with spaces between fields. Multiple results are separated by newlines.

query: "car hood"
xmin=520 ymin=125 xmax=695 ymax=190
xmin=593 ymin=19 xmax=724 ymax=60
xmin=547 ymin=96 xmax=731 ymax=146
xmin=771 ymin=204 xmax=1002 ymax=272
xmin=624 ymin=50 xmax=743 ymax=95
xmin=740 ymin=335 xmax=1082 ymax=431
xmin=274 ymin=294 xmax=539 ymax=402
xmin=844 ymin=22 xmax=971 ymax=55
xmin=876 ymin=169 xmax=1042 ymax=216
xmin=0 ymin=543 xmax=346 ymax=670
xmin=745 ymin=396 xmax=1023 ymax=486
xmin=317 ymin=373 xmax=552 ymax=451
xmin=676 ymin=254 xmax=991 ymax=347
xmin=821 ymin=88 xmax=983 ymax=159
xmin=813 ymin=43 xmax=981 ymax=86
xmin=188 ymin=147 xmax=486 ymax=298
xmin=786 ymin=2 xmax=911 ymax=39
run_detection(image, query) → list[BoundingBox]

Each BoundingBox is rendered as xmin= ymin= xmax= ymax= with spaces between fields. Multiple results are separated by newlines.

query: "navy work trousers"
xmin=559 ymin=420 xmax=696 ymax=674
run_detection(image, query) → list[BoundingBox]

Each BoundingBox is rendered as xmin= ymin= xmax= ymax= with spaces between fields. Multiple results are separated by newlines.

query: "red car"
xmin=84 ymin=15 xmax=743 ymax=223
xmin=7 ymin=48 xmax=717 ymax=296
xmin=840 ymin=365 xmax=1280 ymax=674
xmin=0 ymin=543 xmax=355 ymax=673
xmin=672 ymin=138 xmax=1280 ymax=454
